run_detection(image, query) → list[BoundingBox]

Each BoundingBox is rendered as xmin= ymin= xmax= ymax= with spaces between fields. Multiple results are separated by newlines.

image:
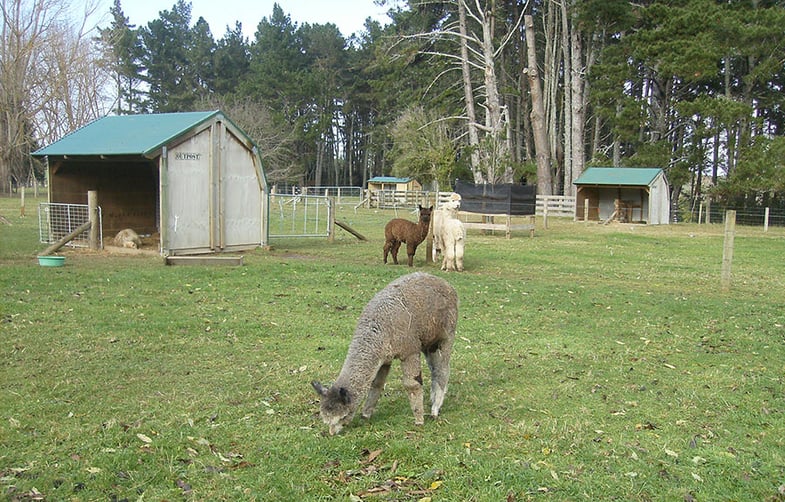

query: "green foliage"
xmin=712 ymin=136 xmax=785 ymax=209
xmin=388 ymin=106 xmax=456 ymax=187
xmin=86 ymin=0 xmax=785 ymax=201
xmin=97 ymin=0 xmax=146 ymax=114
xmin=587 ymin=0 xmax=785 ymax=208
xmin=2 ymin=196 xmax=784 ymax=500
xmin=243 ymin=5 xmax=305 ymax=117
xmin=138 ymin=0 xmax=212 ymax=112
xmin=212 ymin=23 xmax=250 ymax=97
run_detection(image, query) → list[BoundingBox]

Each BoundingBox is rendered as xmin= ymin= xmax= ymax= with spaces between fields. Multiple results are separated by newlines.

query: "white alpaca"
xmin=439 ymin=217 xmax=465 ymax=271
xmin=432 ymin=194 xmax=465 ymax=272
xmin=113 ymin=228 xmax=141 ymax=249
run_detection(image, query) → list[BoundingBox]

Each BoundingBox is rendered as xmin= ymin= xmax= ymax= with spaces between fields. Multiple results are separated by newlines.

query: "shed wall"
xmin=164 ymin=131 xmax=212 ymax=252
xmin=220 ymin=132 xmax=263 ymax=248
xmin=162 ymin=121 xmax=264 ymax=255
xmin=648 ymin=174 xmax=671 ymax=224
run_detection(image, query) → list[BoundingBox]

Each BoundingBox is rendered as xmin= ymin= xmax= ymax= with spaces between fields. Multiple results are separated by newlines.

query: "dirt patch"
xmin=102 ymin=245 xmax=160 ymax=257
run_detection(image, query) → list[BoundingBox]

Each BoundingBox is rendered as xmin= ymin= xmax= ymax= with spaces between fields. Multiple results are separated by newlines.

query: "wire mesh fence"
xmin=268 ymin=194 xmax=333 ymax=238
xmin=271 ymin=185 xmax=364 ymax=207
xmin=38 ymin=203 xmax=102 ymax=247
xmin=678 ymin=205 xmax=785 ymax=227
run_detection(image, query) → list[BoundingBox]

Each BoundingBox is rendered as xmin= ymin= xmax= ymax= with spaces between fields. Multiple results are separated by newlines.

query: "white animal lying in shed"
xmin=312 ymin=272 xmax=458 ymax=435
xmin=113 ymin=228 xmax=141 ymax=249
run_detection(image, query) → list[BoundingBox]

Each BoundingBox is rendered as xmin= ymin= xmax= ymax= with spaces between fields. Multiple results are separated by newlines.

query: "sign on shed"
xmin=33 ymin=111 xmax=269 ymax=255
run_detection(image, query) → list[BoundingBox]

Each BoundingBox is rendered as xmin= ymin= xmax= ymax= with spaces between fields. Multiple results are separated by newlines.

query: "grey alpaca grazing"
xmin=383 ymin=205 xmax=433 ymax=267
xmin=312 ymin=272 xmax=458 ymax=435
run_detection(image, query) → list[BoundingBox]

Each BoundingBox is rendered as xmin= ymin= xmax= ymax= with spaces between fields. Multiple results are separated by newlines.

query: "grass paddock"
xmin=1 ymin=196 xmax=784 ymax=500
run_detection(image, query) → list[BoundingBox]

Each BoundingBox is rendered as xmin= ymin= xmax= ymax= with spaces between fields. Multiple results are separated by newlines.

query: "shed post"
xmin=159 ymin=147 xmax=169 ymax=254
xmin=88 ymin=190 xmax=100 ymax=249
xmin=584 ymin=199 xmax=589 ymax=224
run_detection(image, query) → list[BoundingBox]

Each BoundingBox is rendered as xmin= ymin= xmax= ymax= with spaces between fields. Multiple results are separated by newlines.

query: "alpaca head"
xmin=312 ymin=381 xmax=356 ymax=435
xmin=442 ymin=199 xmax=461 ymax=211
xmin=418 ymin=205 xmax=433 ymax=225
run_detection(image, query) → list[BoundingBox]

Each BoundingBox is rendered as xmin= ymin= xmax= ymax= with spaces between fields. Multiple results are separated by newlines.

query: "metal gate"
xmin=269 ymin=194 xmax=332 ymax=238
xmin=38 ymin=202 xmax=103 ymax=247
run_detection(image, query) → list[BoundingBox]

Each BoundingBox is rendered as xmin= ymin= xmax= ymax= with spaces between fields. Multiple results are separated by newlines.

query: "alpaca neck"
xmin=335 ymin=341 xmax=385 ymax=402
xmin=416 ymin=221 xmax=429 ymax=240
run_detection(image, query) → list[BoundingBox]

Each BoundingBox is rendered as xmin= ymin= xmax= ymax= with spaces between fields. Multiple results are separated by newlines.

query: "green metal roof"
xmin=33 ymin=111 xmax=222 ymax=158
xmin=368 ymin=176 xmax=414 ymax=183
xmin=573 ymin=167 xmax=663 ymax=186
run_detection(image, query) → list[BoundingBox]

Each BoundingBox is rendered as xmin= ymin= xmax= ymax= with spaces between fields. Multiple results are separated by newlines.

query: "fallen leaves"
xmin=329 ymin=448 xmax=445 ymax=500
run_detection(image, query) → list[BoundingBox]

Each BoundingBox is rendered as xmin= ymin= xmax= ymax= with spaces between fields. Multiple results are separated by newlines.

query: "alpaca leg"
xmin=426 ymin=337 xmax=454 ymax=418
xmin=390 ymin=241 xmax=401 ymax=264
xmin=441 ymin=235 xmax=455 ymax=271
xmin=400 ymin=355 xmax=425 ymax=425
xmin=383 ymin=240 xmax=391 ymax=264
xmin=455 ymin=238 xmax=464 ymax=271
xmin=362 ymin=363 xmax=391 ymax=419
xmin=443 ymin=242 xmax=456 ymax=271
xmin=406 ymin=243 xmax=417 ymax=267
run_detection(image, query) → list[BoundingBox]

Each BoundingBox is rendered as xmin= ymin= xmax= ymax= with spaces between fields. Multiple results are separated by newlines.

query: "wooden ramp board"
xmin=165 ymin=255 xmax=244 ymax=266
xmin=335 ymin=220 xmax=368 ymax=241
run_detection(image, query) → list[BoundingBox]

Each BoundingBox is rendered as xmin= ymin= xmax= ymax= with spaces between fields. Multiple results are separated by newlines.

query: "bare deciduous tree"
xmin=403 ymin=0 xmax=524 ymax=184
xmin=524 ymin=14 xmax=552 ymax=196
xmin=0 ymin=0 xmax=107 ymax=192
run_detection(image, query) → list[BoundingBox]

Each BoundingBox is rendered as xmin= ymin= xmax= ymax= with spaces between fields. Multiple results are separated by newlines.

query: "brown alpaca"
xmin=383 ymin=205 xmax=433 ymax=267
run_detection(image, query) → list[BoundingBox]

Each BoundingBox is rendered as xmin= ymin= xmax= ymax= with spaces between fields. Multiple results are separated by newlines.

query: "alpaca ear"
xmin=311 ymin=380 xmax=328 ymax=397
xmin=339 ymin=387 xmax=352 ymax=405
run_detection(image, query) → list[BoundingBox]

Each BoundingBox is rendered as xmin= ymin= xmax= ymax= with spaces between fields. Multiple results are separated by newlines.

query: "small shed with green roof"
xmin=33 ymin=111 xmax=269 ymax=255
xmin=367 ymin=176 xmax=422 ymax=193
xmin=573 ymin=167 xmax=670 ymax=224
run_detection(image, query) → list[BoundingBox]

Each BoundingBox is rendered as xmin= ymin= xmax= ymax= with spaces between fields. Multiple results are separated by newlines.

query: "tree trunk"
xmin=560 ymin=0 xmax=572 ymax=196
xmin=478 ymin=2 xmax=511 ymax=183
xmin=457 ymin=0 xmax=482 ymax=183
xmin=524 ymin=15 xmax=552 ymax=196
xmin=569 ymin=9 xmax=585 ymax=196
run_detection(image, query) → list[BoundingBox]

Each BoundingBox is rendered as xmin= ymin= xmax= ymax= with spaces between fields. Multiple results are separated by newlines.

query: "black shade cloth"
xmin=454 ymin=181 xmax=536 ymax=215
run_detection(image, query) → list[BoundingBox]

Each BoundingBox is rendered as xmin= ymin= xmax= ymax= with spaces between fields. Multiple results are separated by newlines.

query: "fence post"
xmin=584 ymin=199 xmax=589 ymax=224
xmin=705 ymin=199 xmax=711 ymax=224
xmin=698 ymin=203 xmax=703 ymax=224
xmin=721 ymin=210 xmax=736 ymax=291
xmin=88 ymin=190 xmax=100 ymax=250
xmin=20 ymin=186 xmax=25 ymax=217
xmin=327 ymin=197 xmax=335 ymax=243
xmin=764 ymin=207 xmax=770 ymax=233
xmin=542 ymin=197 xmax=549 ymax=230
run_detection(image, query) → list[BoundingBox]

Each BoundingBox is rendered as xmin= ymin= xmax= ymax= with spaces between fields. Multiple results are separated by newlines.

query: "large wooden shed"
xmin=574 ymin=167 xmax=670 ymax=225
xmin=33 ymin=111 xmax=269 ymax=255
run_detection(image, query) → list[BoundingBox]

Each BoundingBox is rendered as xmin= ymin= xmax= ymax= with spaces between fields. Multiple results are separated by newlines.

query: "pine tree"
xmin=98 ymin=0 xmax=145 ymax=114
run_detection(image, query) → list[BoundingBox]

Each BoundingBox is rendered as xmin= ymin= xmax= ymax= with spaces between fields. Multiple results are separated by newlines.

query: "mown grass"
xmin=1 ymin=196 xmax=784 ymax=501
